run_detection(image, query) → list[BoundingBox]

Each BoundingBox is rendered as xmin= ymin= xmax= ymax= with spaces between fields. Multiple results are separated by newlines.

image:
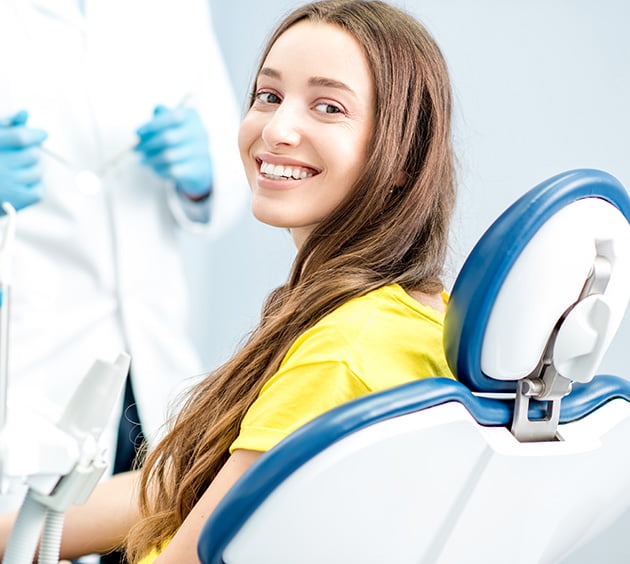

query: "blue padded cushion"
xmin=198 ymin=374 xmax=630 ymax=564
xmin=444 ymin=169 xmax=630 ymax=393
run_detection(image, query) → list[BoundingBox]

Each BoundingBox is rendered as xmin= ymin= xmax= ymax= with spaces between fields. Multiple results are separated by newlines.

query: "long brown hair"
xmin=126 ymin=1 xmax=455 ymax=560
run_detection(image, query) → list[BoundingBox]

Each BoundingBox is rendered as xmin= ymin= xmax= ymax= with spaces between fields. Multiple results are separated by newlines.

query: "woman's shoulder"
xmin=281 ymin=284 xmax=445 ymax=368
xmin=324 ymin=284 xmax=446 ymax=328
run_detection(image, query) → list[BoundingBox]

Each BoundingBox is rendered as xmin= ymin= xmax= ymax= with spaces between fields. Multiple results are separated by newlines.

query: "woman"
xmin=1 ymin=1 xmax=456 ymax=562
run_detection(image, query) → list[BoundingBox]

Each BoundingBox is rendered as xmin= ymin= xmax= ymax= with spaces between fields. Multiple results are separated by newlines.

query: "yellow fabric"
xmin=137 ymin=548 xmax=160 ymax=564
xmin=136 ymin=537 xmax=172 ymax=564
xmin=136 ymin=284 xmax=451 ymax=563
xmin=230 ymin=284 xmax=453 ymax=453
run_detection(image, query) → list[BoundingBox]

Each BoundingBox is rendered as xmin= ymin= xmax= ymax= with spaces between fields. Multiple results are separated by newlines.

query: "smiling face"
xmin=238 ymin=20 xmax=376 ymax=248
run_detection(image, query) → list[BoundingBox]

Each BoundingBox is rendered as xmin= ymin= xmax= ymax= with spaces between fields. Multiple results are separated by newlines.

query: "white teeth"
xmin=259 ymin=160 xmax=315 ymax=180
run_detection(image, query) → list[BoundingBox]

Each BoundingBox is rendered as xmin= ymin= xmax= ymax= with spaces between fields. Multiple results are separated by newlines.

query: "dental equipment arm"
xmin=1 ymin=353 xmax=130 ymax=564
xmin=0 ymin=195 xmax=131 ymax=564
xmin=0 ymin=473 xmax=140 ymax=560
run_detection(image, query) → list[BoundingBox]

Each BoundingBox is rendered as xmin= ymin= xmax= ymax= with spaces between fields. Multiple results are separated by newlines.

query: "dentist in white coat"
xmin=0 ymin=0 xmax=247 ymax=509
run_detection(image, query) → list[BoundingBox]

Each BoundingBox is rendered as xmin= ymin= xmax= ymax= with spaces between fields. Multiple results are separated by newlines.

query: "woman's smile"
xmin=256 ymin=154 xmax=320 ymax=188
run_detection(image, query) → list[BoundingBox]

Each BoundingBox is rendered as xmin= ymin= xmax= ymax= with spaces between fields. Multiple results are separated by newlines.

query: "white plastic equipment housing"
xmin=0 ymin=353 xmax=130 ymax=496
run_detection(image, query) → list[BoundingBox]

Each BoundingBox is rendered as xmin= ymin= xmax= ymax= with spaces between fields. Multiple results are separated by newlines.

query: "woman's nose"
xmin=261 ymin=104 xmax=301 ymax=149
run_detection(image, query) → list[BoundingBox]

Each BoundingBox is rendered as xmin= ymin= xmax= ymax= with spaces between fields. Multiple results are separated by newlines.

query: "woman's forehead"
xmin=261 ymin=21 xmax=372 ymax=92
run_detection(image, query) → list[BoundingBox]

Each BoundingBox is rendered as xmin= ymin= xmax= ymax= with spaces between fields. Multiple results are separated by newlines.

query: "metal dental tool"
xmin=94 ymin=91 xmax=194 ymax=177
xmin=3 ymin=92 xmax=194 ymax=195
xmin=0 ymin=202 xmax=16 ymax=433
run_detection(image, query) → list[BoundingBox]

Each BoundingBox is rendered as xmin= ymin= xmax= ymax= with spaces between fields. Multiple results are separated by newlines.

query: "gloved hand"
xmin=135 ymin=105 xmax=213 ymax=200
xmin=0 ymin=110 xmax=47 ymax=213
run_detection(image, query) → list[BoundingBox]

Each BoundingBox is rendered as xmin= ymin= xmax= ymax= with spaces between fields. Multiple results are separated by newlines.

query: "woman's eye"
xmin=255 ymin=91 xmax=281 ymax=104
xmin=314 ymin=102 xmax=343 ymax=115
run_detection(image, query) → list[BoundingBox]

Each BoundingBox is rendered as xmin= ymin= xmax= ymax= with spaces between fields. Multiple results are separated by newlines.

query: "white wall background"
xmin=192 ymin=1 xmax=629 ymax=561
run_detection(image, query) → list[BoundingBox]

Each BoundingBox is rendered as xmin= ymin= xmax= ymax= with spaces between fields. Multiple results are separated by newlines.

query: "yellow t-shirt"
xmin=138 ymin=547 xmax=161 ymax=564
xmin=137 ymin=284 xmax=451 ymax=563
xmin=230 ymin=284 xmax=453 ymax=453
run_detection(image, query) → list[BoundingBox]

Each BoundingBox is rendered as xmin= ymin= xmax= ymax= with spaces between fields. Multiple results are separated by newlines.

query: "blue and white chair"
xmin=198 ymin=169 xmax=630 ymax=564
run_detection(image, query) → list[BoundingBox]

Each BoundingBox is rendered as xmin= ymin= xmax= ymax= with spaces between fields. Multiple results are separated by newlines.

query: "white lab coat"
xmin=0 ymin=0 xmax=247 ymax=478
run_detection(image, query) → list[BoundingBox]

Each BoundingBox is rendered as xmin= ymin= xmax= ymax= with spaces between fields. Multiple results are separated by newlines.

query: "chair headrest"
xmin=444 ymin=169 xmax=630 ymax=393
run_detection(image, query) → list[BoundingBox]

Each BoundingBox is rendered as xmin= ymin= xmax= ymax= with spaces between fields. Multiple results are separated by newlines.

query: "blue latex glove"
xmin=135 ymin=105 xmax=213 ymax=200
xmin=0 ymin=110 xmax=47 ymax=213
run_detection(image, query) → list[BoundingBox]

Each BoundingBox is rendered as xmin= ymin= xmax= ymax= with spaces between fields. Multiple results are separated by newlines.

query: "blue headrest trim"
xmin=197 ymin=374 xmax=630 ymax=563
xmin=444 ymin=169 xmax=630 ymax=393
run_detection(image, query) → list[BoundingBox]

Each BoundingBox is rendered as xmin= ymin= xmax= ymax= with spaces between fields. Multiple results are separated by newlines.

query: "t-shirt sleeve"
xmin=229 ymin=360 xmax=369 ymax=453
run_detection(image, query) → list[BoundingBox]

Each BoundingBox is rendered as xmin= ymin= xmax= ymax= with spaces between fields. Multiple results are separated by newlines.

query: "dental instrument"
xmin=0 ymin=202 xmax=16 ymax=432
xmin=2 ymin=92 xmax=194 ymax=195
xmin=99 ymin=92 xmax=194 ymax=177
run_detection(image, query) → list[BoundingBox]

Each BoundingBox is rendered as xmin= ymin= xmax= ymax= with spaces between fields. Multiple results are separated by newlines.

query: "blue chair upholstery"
xmin=198 ymin=169 xmax=630 ymax=564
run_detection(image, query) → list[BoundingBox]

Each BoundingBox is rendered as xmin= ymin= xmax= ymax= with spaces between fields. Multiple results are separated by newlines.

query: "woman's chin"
xmin=251 ymin=204 xmax=294 ymax=230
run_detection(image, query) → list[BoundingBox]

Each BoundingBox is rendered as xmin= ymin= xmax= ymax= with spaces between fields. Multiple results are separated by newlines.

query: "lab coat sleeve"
xmin=165 ymin=1 xmax=249 ymax=238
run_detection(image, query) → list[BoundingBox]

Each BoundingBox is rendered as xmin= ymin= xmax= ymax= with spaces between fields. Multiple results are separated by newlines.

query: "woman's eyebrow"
xmin=308 ymin=76 xmax=355 ymax=95
xmin=259 ymin=67 xmax=281 ymax=79
xmin=258 ymin=67 xmax=355 ymax=96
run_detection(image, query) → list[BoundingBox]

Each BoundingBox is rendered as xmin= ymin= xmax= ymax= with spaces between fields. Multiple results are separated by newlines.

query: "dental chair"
xmin=197 ymin=169 xmax=630 ymax=564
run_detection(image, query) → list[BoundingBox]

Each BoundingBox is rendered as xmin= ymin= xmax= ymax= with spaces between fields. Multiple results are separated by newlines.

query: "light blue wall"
xmin=193 ymin=1 xmax=630 ymax=561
